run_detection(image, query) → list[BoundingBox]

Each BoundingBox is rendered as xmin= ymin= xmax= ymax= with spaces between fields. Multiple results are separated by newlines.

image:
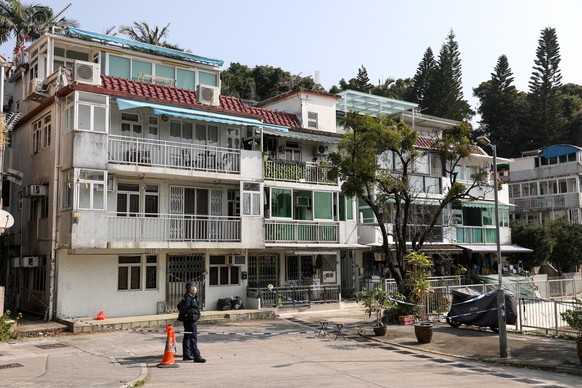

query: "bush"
xmin=0 ymin=310 xmax=21 ymax=341
xmin=383 ymin=292 xmax=418 ymax=324
xmin=560 ymin=299 xmax=582 ymax=339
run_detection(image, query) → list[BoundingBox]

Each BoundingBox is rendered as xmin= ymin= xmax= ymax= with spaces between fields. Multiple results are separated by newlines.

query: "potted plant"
xmin=560 ymin=298 xmax=582 ymax=365
xmin=355 ymin=285 xmax=394 ymax=336
xmin=404 ymin=251 xmax=433 ymax=343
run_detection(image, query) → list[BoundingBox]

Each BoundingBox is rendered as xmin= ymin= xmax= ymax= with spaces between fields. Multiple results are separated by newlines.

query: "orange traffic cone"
xmin=157 ymin=325 xmax=179 ymax=368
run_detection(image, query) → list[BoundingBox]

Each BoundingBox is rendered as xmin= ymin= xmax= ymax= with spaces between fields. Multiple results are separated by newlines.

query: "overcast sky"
xmin=2 ymin=0 xmax=581 ymax=123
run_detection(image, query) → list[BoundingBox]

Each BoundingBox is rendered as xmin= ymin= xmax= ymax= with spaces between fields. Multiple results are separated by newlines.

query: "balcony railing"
xmin=265 ymin=220 xmax=339 ymax=243
xmin=264 ymin=159 xmax=337 ymax=185
xmin=513 ymin=195 xmax=568 ymax=210
xmin=108 ymin=135 xmax=240 ymax=174
xmin=107 ymin=213 xmax=241 ymax=242
xmin=455 ymin=226 xmax=497 ymax=243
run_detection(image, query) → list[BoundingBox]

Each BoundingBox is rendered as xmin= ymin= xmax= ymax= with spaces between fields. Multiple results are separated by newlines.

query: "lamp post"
xmin=476 ymin=136 xmax=509 ymax=359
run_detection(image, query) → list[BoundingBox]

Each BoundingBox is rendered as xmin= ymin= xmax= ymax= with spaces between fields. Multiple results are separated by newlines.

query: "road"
xmin=1 ymin=310 xmax=580 ymax=387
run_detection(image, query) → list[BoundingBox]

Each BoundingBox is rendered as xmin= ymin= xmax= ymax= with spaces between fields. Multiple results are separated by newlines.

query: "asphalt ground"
xmin=1 ymin=305 xmax=581 ymax=387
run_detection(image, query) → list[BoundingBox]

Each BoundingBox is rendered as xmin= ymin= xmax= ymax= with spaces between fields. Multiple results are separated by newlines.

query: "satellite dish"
xmin=0 ymin=210 xmax=14 ymax=229
xmin=267 ymin=284 xmax=274 ymax=291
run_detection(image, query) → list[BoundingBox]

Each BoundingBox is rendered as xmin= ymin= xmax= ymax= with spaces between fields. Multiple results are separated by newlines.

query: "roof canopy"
xmin=66 ymin=27 xmax=224 ymax=67
xmin=539 ymin=144 xmax=582 ymax=159
xmin=336 ymin=90 xmax=418 ymax=116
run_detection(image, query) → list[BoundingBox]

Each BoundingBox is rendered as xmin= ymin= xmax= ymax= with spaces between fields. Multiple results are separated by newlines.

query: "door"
xmin=166 ymin=254 xmax=206 ymax=311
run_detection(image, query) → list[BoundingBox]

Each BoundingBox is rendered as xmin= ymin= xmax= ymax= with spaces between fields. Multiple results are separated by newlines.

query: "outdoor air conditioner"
xmin=227 ymin=255 xmax=246 ymax=266
xmin=26 ymin=78 xmax=47 ymax=100
xmin=197 ymin=84 xmax=220 ymax=106
xmin=313 ymin=144 xmax=328 ymax=155
xmin=12 ymin=257 xmax=20 ymax=268
xmin=24 ymin=184 xmax=47 ymax=197
xmin=22 ymin=256 xmax=40 ymax=267
xmin=73 ymin=60 xmax=101 ymax=86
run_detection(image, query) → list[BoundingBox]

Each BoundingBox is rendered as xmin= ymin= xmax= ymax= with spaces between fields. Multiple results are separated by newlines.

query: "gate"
xmin=166 ymin=253 xmax=206 ymax=312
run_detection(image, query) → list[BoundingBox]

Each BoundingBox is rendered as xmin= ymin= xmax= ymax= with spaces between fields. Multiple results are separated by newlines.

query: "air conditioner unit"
xmin=73 ymin=60 xmax=101 ymax=86
xmin=13 ymin=257 xmax=20 ymax=268
xmin=22 ymin=256 xmax=40 ymax=267
xmin=197 ymin=84 xmax=220 ymax=106
xmin=24 ymin=184 xmax=47 ymax=197
xmin=227 ymin=255 xmax=246 ymax=266
xmin=313 ymin=145 xmax=328 ymax=155
xmin=26 ymin=78 xmax=47 ymax=100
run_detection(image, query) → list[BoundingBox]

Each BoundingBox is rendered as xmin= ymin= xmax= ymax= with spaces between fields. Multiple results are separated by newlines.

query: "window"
xmin=32 ymin=258 xmax=46 ymax=292
xmin=199 ymin=71 xmax=218 ymax=86
xmin=271 ymin=188 xmax=292 ymax=218
xmin=144 ymin=185 xmax=159 ymax=216
xmin=117 ymin=183 xmax=140 ymax=216
xmin=208 ymin=255 xmax=240 ymax=286
xmin=284 ymin=142 xmax=301 ymax=161
xmin=121 ymin=113 xmax=142 ymax=137
xmin=118 ymin=256 xmax=141 ymax=290
xmin=339 ymin=194 xmax=354 ymax=221
xmin=145 ymin=255 xmax=157 ymax=289
xmin=242 ymin=182 xmax=260 ymax=216
xmin=30 ymin=196 xmax=49 ymax=220
xmin=307 ymin=111 xmax=318 ymax=129
xmin=170 ymin=120 xmax=193 ymax=143
xmin=32 ymin=118 xmax=41 ymax=154
xmin=66 ymin=92 xmax=108 ymax=133
xmin=43 ymin=114 xmax=51 ymax=149
xmin=147 ymin=116 xmax=159 ymax=139
xmin=78 ymin=169 xmax=105 ymax=210
xmin=132 ymin=60 xmax=152 ymax=80
xmin=109 ymin=55 xmax=131 ymax=79
xmin=176 ymin=68 xmax=195 ymax=90
xmin=313 ymin=192 xmax=333 ymax=220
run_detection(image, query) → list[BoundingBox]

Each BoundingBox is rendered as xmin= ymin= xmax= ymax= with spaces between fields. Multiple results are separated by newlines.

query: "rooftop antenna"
xmin=45 ymin=3 xmax=72 ymax=33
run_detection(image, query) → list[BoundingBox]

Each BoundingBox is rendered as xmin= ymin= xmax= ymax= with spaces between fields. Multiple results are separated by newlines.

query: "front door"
xmin=166 ymin=254 xmax=206 ymax=311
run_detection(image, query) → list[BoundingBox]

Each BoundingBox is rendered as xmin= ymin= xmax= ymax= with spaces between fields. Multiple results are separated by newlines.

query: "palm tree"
xmin=0 ymin=0 xmax=53 ymax=54
xmin=118 ymin=21 xmax=181 ymax=50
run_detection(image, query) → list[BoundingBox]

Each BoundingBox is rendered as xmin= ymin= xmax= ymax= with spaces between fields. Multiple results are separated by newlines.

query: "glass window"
xmin=314 ymin=192 xmax=333 ymax=220
xmin=118 ymin=256 xmax=141 ymax=290
xmin=75 ymin=92 xmax=108 ymax=133
xmin=242 ymin=182 xmax=260 ymax=216
xmin=77 ymin=169 xmax=105 ymax=210
xmin=271 ymin=188 xmax=291 ymax=218
xmin=155 ymin=64 xmax=174 ymax=79
xmin=528 ymin=182 xmax=538 ymax=196
xmin=209 ymin=255 xmax=240 ymax=286
xmin=510 ymin=184 xmax=521 ymax=198
xmin=199 ymin=71 xmax=218 ymax=86
xmin=176 ymin=68 xmax=195 ymax=90
xmin=132 ymin=60 xmax=152 ymax=80
xmin=307 ymin=111 xmax=318 ymax=129
xmin=145 ymin=255 xmax=157 ymax=289
xmin=109 ymin=55 xmax=131 ymax=79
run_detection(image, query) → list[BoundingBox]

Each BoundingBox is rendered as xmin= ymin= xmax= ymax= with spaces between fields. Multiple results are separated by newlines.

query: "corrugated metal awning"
xmin=456 ymin=244 xmax=533 ymax=253
xmin=263 ymin=128 xmax=340 ymax=144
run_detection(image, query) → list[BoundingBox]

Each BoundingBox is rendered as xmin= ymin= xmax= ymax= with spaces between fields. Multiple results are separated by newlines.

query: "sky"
xmin=2 ymin=0 xmax=582 ymax=125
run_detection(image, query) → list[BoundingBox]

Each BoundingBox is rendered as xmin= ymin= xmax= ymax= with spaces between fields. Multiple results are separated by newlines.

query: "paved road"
xmin=1 ymin=309 xmax=580 ymax=387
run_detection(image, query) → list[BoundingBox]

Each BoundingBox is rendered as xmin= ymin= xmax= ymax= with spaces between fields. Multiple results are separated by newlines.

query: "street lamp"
xmin=476 ymin=136 xmax=509 ymax=358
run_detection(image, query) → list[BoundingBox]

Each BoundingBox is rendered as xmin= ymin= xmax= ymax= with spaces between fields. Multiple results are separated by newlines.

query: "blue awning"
xmin=116 ymin=98 xmax=288 ymax=131
xmin=67 ymin=27 xmax=223 ymax=67
xmin=539 ymin=144 xmax=582 ymax=158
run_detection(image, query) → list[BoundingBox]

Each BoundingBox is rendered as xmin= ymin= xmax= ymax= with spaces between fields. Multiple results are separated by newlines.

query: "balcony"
xmin=107 ymin=213 xmax=241 ymax=242
xmin=264 ymin=159 xmax=337 ymax=186
xmin=108 ymin=135 xmax=240 ymax=174
xmin=265 ymin=220 xmax=339 ymax=243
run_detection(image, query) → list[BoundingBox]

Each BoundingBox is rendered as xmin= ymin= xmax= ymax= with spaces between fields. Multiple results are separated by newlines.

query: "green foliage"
xmin=560 ymin=299 xmax=582 ymax=339
xmin=509 ymin=221 xmax=555 ymax=270
xmin=548 ymin=221 xmax=582 ymax=272
xmin=403 ymin=251 xmax=432 ymax=321
xmin=0 ymin=310 xmax=21 ymax=341
xmin=118 ymin=22 xmax=181 ymax=50
xmin=382 ymin=292 xmax=418 ymax=324
xmin=0 ymin=0 xmax=53 ymax=47
xmin=355 ymin=285 xmax=396 ymax=326
xmin=407 ymin=47 xmax=436 ymax=103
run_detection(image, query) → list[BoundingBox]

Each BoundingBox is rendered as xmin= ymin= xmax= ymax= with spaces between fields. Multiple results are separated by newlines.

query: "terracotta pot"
xmin=373 ymin=325 xmax=388 ymax=336
xmin=414 ymin=322 xmax=433 ymax=344
xmin=577 ymin=338 xmax=582 ymax=366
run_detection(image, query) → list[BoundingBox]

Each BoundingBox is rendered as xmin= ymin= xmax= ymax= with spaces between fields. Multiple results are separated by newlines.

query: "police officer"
xmin=182 ymin=281 xmax=206 ymax=363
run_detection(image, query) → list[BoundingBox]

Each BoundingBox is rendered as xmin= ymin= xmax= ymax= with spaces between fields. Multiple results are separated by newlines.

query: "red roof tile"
xmin=96 ymin=75 xmax=300 ymax=127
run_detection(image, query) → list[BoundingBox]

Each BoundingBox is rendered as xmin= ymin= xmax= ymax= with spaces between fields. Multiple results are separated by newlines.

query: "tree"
xmin=406 ymin=47 xmax=436 ymax=104
xmin=0 ymin=0 xmax=52 ymax=54
xmin=548 ymin=221 xmax=582 ymax=273
xmin=423 ymin=30 xmax=474 ymax=121
xmin=118 ymin=21 xmax=181 ymax=50
xmin=334 ymin=65 xmax=372 ymax=93
xmin=329 ymin=112 xmax=486 ymax=285
xmin=371 ymin=77 xmax=411 ymax=100
xmin=509 ymin=221 xmax=554 ymax=271
xmin=473 ymin=55 xmax=524 ymax=157
xmin=560 ymin=83 xmax=582 ymax=145
xmin=526 ymin=27 xmax=565 ymax=151
xmin=220 ymin=62 xmax=257 ymax=100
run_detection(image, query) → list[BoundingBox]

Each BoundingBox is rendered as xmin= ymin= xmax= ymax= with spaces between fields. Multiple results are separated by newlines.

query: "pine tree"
xmin=526 ymin=27 xmax=565 ymax=150
xmin=355 ymin=65 xmax=372 ymax=93
xmin=406 ymin=47 xmax=436 ymax=103
xmin=423 ymin=30 xmax=473 ymax=121
xmin=473 ymin=55 xmax=523 ymax=157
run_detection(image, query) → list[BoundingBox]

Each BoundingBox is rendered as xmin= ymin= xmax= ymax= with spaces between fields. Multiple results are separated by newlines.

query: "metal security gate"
xmin=248 ymin=253 xmax=280 ymax=288
xmin=166 ymin=254 xmax=206 ymax=312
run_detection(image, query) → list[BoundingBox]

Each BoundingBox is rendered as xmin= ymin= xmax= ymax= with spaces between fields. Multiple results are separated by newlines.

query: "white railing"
xmin=264 ymin=220 xmax=339 ymax=243
xmin=247 ymin=285 xmax=340 ymax=308
xmin=107 ymin=213 xmax=241 ymax=242
xmin=264 ymin=160 xmax=337 ymax=185
xmin=108 ymin=135 xmax=240 ymax=174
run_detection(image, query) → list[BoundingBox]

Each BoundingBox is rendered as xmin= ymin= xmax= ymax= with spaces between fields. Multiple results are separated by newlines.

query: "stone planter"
xmin=373 ymin=325 xmax=388 ymax=336
xmin=414 ymin=322 xmax=433 ymax=344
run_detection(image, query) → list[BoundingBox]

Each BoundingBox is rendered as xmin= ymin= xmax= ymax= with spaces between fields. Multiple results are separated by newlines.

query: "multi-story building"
xmin=0 ymin=27 xmax=530 ymax=320
xmin=509 ymin=144 xmax=582 ymax=224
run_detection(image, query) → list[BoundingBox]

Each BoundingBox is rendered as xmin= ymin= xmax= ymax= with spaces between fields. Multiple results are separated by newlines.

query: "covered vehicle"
xmin=446 ymin=287 xmax=517 ymax=333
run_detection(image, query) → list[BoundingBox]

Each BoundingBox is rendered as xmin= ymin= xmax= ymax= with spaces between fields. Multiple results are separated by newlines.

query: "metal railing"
xmin=107 ymin=213 xmax=241 ymax=242
xmin=247 ymin=285 xmax=340 ymax=308
xmin=264 ymin=220 xmax=339 ymax=243
xmin=264 ymin=159 xmax=337 ymax=185
xmin=108 ymin=135 xmax=240 ymax=174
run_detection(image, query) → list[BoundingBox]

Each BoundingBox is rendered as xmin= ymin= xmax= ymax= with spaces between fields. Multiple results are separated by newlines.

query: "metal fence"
xmin=247 ymin=285 xmax=340 ymax=308
xmin=382 ymin=276 xmax=581 ymax=336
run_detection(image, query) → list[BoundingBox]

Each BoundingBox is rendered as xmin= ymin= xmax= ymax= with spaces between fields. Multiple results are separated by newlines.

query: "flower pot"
xmin=577 ymin=338 xmax=582 ymax=366
xmin=373 ymin=325 xmax=388 ymax=336
xmin=414 ymin=322 xmax=433 ymax=344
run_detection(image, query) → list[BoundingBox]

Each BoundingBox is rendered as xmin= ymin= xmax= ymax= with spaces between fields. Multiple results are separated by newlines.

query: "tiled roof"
xmin=416 ymin=136 xmax=489 ymax=156
xmin=97 ymin=75 xmax=300 ymax=127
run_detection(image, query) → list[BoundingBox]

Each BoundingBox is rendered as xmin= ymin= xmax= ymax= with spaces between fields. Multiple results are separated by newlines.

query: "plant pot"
xmin=414 ymin=322 xmax=433 ymax=344
xmin=577 ymin=338 xmax=582 ymax=366
xmin=373 ymin=325 xmax=388 ymax=336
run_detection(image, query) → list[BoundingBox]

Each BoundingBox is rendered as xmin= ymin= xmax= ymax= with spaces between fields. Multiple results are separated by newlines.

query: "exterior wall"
xmin=261 ymin=92 xmax=337 ymax=133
